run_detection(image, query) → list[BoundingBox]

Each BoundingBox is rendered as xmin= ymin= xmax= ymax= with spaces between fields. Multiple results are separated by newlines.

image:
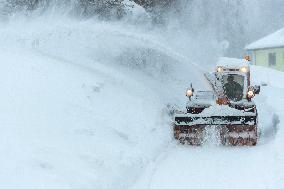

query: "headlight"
xmin=240 ymin=66 xmax=249 ymax=73
xmin=186 ymin=89 xmax=193 ymax=97
xmin=216 ymin=66 xmax=223 ymax=72
xmin=247 ymin=90 xmax=255 ymax=99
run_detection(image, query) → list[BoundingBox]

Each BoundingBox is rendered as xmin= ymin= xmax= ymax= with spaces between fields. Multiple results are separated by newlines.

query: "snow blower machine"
xmin=173 ymin=58 xmax=260 ymax=146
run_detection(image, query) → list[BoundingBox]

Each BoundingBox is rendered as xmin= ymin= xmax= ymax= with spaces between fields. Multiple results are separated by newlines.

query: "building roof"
xmin=246 ymin=27 xmax=284 ymax=50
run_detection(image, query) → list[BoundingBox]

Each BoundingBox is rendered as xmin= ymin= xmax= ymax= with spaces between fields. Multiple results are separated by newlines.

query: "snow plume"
xmin=2 ymin=0 xmax=283 ymax=57
xmin=0 ymin=0 xmax=226 ymax=64
xmin=0 ymin=18 xmax=208 ymax=103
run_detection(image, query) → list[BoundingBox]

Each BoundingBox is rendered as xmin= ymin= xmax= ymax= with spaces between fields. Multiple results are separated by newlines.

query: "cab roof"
xmin=216 ymin=57 xmax=249 ymax=69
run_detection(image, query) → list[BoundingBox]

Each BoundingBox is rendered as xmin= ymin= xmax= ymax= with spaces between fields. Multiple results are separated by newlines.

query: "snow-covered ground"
xmin=0 ymin=18 xmax=205 ymax=189
xmin=0 ymin=17 xmax=283 ymax=189
xmin=0 ymin=42 xmax=168 ymax=189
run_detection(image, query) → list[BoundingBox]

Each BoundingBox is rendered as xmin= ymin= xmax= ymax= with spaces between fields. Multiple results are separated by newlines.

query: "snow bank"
xmin=0 ymin=15 xmax=209 ymax=189
xmin=251 ymin=65 xmax=284 ymax=88
xmin=0 ymin=45 xmax=172 ymax=189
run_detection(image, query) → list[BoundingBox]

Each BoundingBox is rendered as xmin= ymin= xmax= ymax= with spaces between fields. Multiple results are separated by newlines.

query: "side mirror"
xmin=254 ymin=85 xmax=260 ymax=94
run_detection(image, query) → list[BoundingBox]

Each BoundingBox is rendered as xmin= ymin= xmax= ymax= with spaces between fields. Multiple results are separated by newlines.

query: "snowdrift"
xmin=0 ymin=16 xmax=207 ymax=189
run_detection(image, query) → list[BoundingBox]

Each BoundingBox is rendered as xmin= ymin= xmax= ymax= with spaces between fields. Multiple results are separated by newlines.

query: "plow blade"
xmin=173 ymin=114 xmax=258 ymax=146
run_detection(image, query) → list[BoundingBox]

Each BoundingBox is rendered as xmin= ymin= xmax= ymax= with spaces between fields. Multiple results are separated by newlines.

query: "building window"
xmin=268 ymin=53 xmax=276 ymax=66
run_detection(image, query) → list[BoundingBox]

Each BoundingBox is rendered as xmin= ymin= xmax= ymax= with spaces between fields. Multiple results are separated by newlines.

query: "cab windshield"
xmin=222 ymin=74 xmax=244 ymax=101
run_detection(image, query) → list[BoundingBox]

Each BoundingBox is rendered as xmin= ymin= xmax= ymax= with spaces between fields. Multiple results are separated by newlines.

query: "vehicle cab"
xmin=214 ymin=58 xmax=259 ymax=102
xmin=185 ymin=58 xmax=260 ymax=114
xmin=213 ymin=58 xmax=260 ymax=112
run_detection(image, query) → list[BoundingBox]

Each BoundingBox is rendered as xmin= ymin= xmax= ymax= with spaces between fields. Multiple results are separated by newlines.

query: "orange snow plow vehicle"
xmin=173 ymin=58 xmax=260 ymax=146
